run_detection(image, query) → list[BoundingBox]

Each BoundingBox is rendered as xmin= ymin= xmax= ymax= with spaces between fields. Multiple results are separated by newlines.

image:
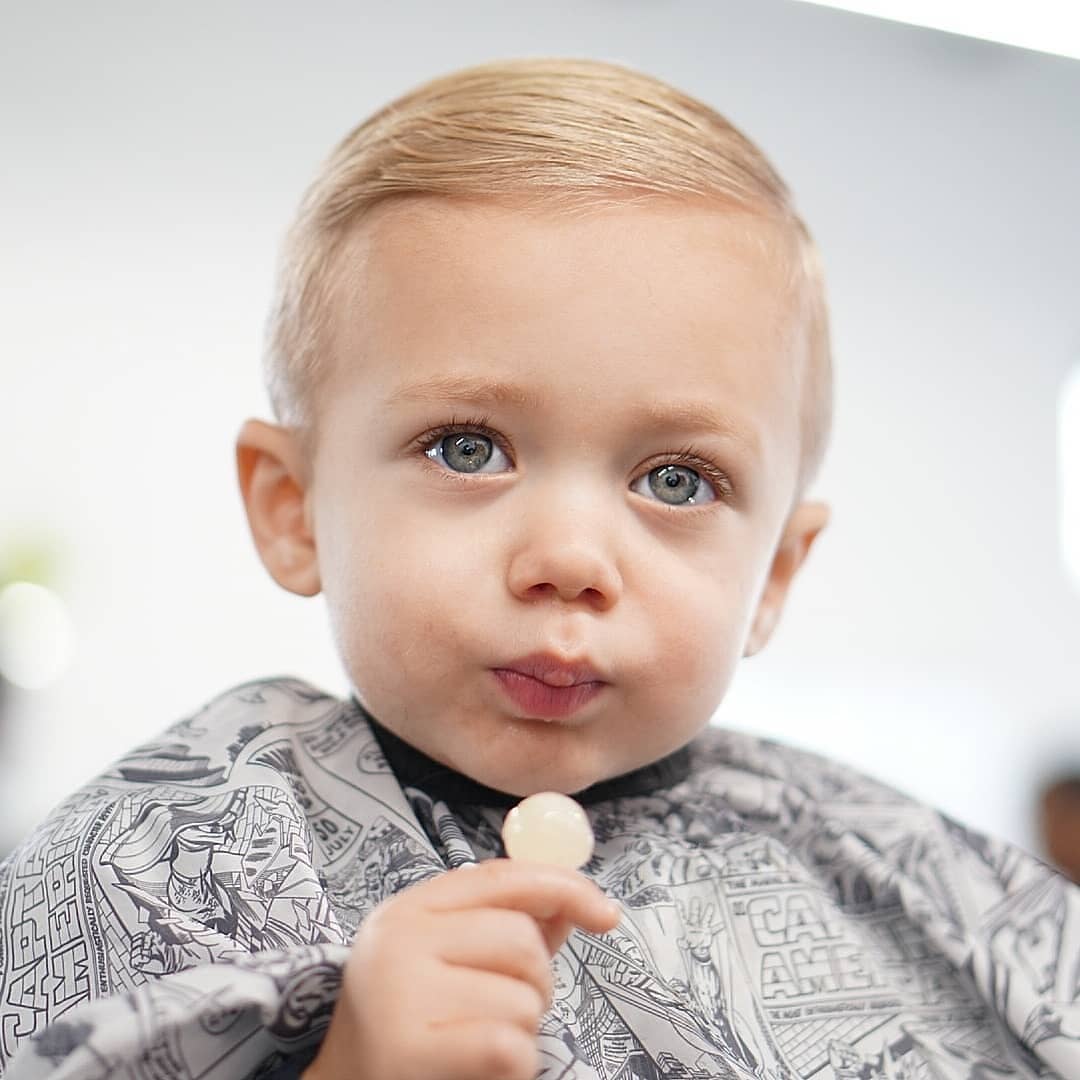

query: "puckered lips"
xmin=491 ymin=651 xmax=608 ymax=720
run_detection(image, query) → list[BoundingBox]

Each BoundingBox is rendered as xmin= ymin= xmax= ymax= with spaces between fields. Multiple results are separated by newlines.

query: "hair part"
xmin=264 ymin=57 xmax=833 ymax=503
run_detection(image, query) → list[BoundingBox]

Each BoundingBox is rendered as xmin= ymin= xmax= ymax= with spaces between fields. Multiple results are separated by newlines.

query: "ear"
xmin=743 ymin=500 xmax=829 ymax=657
xmin=235 ymin=419 xmax=321 ymax=597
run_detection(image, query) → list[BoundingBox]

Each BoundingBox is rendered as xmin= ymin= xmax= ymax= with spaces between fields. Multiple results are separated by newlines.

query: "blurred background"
xmin=1 ymin=0 xmax=1078 ymax=869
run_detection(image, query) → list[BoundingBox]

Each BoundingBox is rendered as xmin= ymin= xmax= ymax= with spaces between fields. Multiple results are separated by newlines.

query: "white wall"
xmin=2 ymin=0 xmax=1078 ymax=857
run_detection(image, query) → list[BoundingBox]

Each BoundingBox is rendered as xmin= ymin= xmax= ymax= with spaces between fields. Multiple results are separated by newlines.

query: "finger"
xmin=536 ymin=914 xmax=575 ymax=956
xmin=425 ymin=1018 xmax=539 ymax=1080
xmin=418 ymin=860 xmax=620 ymax=941
xmin=430 ymin=967 xmax=546 ymax=1035
xmin=437 ymin=909 xmax=553 ymax=1002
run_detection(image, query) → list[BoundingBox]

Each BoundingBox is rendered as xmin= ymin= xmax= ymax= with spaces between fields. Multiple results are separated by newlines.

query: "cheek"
xmin=319 ymin=496 xmax=486 ymax=657
xmin=634 ymin=555 xmax=757 ymax=704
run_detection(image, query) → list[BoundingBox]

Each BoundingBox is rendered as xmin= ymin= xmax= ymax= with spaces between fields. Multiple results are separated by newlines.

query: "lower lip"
xmin=492 ymin=670 xmax=606 ymax=719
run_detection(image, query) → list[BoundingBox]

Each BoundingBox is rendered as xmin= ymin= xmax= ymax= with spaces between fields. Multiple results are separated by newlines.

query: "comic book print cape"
xmin=1 ymin=676 xmax=1078 ymax=1079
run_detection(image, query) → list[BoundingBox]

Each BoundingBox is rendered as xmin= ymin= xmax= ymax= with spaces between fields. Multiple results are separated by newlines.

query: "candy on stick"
xmin=502 ymin=791 xmax=595 ymax=869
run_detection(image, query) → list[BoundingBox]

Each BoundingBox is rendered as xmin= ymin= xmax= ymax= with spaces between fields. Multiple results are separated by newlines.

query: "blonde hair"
xmin=264 ymin=57 xmax=832 ymax=501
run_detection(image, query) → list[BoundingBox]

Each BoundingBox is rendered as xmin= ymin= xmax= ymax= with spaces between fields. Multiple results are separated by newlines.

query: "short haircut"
xmin=263 ymin=57 xmax=833 ymax=503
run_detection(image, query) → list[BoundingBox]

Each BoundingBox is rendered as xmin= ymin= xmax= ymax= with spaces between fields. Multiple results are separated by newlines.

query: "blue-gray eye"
xmin=648 ymin=465 xmax=702 ymax=505
xmin=431 ymin=433 xmax=494 ymax=473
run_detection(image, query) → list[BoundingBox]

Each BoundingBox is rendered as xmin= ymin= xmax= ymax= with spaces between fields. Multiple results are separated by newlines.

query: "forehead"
xmin=324 ymin=196 xmax=801 ymax=467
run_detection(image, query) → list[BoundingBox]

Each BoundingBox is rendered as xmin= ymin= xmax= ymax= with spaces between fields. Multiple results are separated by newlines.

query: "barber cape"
xmin=1 ymin=677 xmax=1078 ymax=1080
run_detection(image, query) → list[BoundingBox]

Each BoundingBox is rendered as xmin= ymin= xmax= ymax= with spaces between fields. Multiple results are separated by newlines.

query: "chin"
xmin=491 ymin=763 xmax=609 ymax=799
xmin=461 ymin=726 xmax=617 ymax=797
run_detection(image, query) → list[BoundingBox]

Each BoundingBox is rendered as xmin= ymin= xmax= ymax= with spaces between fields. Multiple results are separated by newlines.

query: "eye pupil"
xmin=443 ymin=433 xmax=492 ymax=472
xmin=650 ymin=464 xmax=700 ymax=505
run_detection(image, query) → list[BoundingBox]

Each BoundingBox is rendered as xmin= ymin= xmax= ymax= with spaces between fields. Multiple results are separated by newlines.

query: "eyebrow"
xmin=386 ymin=374 xmax=761 ymax=458
xmin=388 ymin=374 xmax=544 ymax=411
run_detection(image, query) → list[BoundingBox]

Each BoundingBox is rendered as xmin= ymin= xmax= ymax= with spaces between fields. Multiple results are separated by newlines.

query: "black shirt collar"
xmin=352 ymin=696 xmax=690 ymax=808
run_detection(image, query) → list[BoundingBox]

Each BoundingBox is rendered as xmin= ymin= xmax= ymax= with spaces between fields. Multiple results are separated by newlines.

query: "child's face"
xmin=240 ymin=196 xmax=828 ymax=795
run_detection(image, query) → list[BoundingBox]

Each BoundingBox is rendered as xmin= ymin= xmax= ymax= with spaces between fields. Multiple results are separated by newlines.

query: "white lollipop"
xmin=502 ymin=791 xmax=595 ymax=869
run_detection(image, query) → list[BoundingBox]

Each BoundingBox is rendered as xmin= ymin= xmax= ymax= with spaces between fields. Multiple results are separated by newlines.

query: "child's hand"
xmin=302 ymin=858 xmax=620 ymax=1080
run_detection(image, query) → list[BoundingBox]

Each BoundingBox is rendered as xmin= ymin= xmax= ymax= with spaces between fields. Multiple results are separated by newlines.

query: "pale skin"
xmin=236 ymin=195 xmax=830 ymax=1079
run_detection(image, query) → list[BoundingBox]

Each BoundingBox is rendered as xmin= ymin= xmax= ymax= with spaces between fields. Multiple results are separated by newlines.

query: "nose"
xmin=506 ymin=501 xmax=623 ymax=610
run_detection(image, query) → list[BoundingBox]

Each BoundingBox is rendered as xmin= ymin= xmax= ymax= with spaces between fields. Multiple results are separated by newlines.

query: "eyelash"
xmin=410 ymin=413 xmax=735 ymax=507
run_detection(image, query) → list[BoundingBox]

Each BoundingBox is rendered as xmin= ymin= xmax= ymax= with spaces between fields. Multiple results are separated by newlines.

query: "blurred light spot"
xmin=0 ymin=582 xmax=74 ymax=689
xmin=1063 ymin=366 xmax=1080 ymax=595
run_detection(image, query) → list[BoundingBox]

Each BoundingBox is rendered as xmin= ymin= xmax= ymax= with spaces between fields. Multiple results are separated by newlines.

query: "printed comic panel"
xmin=1 ymin=829 xmax=94 ymax=1060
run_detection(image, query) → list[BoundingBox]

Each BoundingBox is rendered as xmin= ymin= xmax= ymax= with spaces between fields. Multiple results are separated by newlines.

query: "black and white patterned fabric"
xmin=1 ymin=676 xmax=1077 ymax=1078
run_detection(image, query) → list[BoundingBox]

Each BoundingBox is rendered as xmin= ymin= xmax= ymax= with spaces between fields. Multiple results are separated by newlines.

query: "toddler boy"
xmin=1 ymin=58 xmax=1077 ymax=1080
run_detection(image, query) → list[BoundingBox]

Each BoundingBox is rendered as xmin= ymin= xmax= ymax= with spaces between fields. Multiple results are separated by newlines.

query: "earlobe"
xmin=235 ymin=419 xmax=322 ymax=597
xmin=743 ymin=500 xmax=830 ymax=658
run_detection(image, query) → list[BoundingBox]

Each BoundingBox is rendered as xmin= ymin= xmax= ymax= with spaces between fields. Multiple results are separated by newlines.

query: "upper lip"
xmin=496 ymin=652 xmax=607 ymax=687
